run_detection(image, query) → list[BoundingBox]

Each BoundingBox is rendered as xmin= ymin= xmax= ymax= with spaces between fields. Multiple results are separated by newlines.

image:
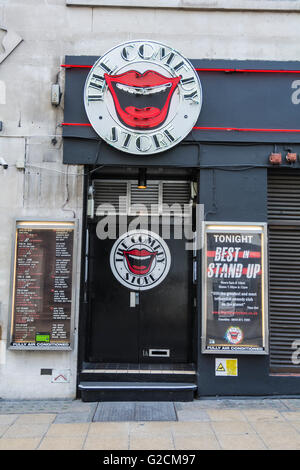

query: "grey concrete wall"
xmin=0 ymin=0 xmax=299 ymax=398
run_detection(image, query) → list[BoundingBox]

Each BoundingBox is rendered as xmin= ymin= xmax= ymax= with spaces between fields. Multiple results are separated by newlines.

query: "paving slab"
xmin=171 ymin=421 xmax=215 ymax=436
xmin=15 ymin=413 xmax=56 ymax=424
xmin=129 ymin=435 xmax=174 ymax=450
xmin=0 ymin=438 xmax=41 ymax=450
xmin=130 ymin=421 xmax=173 ymax=436
xmin=218 ymin=433 xmax=266 ymax=450
xmin=173 ymin=434 xmax=221 ymax=450
xmin=0 ymin=415 xmax=18 ymax=425
xmin=89 ymin=421 xmax=130 ymax=437
xmin=281 ymin=399 xmax=300 ymax=410
xmin=2 ymin=423 xmax=50 ymax=439
xmin=212 ymin=420 xmax=256 ymax=436
xmin=242 ymin=408 xmax=285 ymax=422
xmin=175 ymin=398 xmax=289 ymax=411
xmin=281 ymin=411 xmax=300 ymax=422
xmin=38 ymin=436 xmax=86 ymax=450
xmin=84 ymin=435 xmax=129 ymax=450
xmin=0 ymin=425 xmax=11 ymax=438
xmin=54 ymin=411 xmax=94 ymax=423
xmin=46 ymin=422 xmax=90 ymax=438
xmin=257 ymin=431 xmax=300 ymax=450
xmin=207 ymin=409 xmax=247 ymax=422
xmin=0 ymin=399 xmax=97 ymax=415
xmin=176 ymin=408 xmax=210 ymax=421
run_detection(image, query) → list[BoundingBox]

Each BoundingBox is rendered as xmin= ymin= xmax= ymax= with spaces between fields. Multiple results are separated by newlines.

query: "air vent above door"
xmin=93 ymin=180 xmax=192 ymax=217
xmin=94 ymin=180 xmax=128 ymax=216
xmin=130 ymin=182 xmax=160 ymax=215
xmin=162 ymin=182 xmax=192 ymax=216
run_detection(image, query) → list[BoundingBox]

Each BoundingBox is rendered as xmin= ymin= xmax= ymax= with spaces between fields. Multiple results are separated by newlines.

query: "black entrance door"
xmin=87 ymin=219 xmax=193 ymax=364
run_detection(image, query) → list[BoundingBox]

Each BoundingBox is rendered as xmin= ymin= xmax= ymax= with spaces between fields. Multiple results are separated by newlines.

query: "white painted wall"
xmin=0 ymin=0 xmax=299 ymax=399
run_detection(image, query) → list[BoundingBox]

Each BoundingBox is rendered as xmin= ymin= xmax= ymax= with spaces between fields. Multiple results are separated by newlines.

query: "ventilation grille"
xmin=268 ymin=170 xmax=300 ymax=221
xmin=93 ymin=180 xmax=191 ymax=216
xmin=269 ymin=227 xmax=300 ymax=372
xmin=130 ymin=183 xmax=160 ymax=215
xmin=163 ymin=182 xmax=191 ymax=208
xmin=268 ymin=170 xmax=300 ymax=372
xmin=94 ymin=181 xmax=127 ymax=215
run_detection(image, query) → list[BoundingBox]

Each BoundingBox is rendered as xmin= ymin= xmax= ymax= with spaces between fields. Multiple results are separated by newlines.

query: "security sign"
xmin=84 ymin=40 xmax=202 ymax=155
xmin=215 ymin=359 xmax=238 ymax=376
xmin=110 ymin=230 xmax=171 ymax=290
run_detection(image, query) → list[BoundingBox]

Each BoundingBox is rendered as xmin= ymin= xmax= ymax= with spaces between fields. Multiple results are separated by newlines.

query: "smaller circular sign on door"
xmin=110 ymin=230 xmax=171 ymax=290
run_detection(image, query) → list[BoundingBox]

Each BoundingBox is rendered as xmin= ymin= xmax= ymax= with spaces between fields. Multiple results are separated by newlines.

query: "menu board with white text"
xmin=9 ymin=221 xmax=76 ymax=350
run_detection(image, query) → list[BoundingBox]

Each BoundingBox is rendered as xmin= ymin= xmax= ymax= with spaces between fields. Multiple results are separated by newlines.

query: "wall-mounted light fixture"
xmin=0 ymin=158 xmax=8 ymax=169
xmin=286 ymin=152 xmax=297 ymax=163
xmin=269 ymin=153 xmax=282 ymax=165
xmin=138 ymin=168 xmax=147 ymax=189
xmin=87 ymin=185 xmax=94 ymax=218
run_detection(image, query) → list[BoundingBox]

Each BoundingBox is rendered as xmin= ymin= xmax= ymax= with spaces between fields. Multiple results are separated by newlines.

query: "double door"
xmin=86 ymin=218 xmax=193 ymax=364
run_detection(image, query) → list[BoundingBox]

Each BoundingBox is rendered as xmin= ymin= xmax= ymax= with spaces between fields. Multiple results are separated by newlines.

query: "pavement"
xmin=1 ymin=397 xmax=300 ymax=450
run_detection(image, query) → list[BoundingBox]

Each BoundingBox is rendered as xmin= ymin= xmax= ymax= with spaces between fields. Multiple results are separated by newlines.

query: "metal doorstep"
xmin=79 ymin=382 xmax=197 ymax=402
xmin=81 ymin=363 xmax=196 ymax=375
xmin=79 ymin=382 xmax=197 ymax=390
xmin=81 ymin=369 xmax=196 ymax=375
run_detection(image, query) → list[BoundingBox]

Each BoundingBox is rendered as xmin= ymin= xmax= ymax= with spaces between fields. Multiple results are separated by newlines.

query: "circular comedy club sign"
xmin=110 ymin=230 xmax=171 ymax=290
xmin=84 ymin=40 xmax=202 ymax=155
xmin=225 ymin=326 xmax=244 ymax=345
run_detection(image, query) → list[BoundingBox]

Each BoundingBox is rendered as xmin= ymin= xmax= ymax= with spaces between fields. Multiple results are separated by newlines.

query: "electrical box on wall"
xmin=51 ymin=84 xmax=61 ymax=106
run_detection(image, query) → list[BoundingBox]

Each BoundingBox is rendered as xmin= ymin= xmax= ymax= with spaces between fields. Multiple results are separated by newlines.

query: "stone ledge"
xmin=66 ymin=0 xmax=300 ymax=12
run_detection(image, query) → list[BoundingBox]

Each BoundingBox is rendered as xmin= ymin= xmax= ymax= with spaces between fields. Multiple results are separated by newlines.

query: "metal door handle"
xmin=130 ymin=291 xmax=139 ymax=307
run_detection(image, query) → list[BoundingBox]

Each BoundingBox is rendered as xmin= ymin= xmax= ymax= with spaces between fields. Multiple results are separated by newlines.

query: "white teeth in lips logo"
xmin=84 ymin=40 xmax=202 ymax=154
xmin=116 ymin=82 xmax=171 ymax=95
xmin=110 ymin=229 xmax=171 ymax=290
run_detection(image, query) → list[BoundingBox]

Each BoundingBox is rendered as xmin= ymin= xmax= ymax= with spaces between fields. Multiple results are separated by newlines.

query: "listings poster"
xmin=9 ymin=221 xmax=76 ymax=350
xmin=202 ymin=223 xmax=268 ymax=354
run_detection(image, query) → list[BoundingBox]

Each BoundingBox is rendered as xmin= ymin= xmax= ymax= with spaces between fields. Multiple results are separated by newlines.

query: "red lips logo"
xmin=105 ymin=70 xmax=181 ymax=129
xmin=230 ymin=332 xmax=238 ymax=341
xmin=123 ymin=248 xmax=158 ymax=275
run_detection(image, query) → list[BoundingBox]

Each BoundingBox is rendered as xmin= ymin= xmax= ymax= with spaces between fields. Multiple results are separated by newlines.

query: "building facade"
xmin=1 ymin=0 xmax=300 ymax=400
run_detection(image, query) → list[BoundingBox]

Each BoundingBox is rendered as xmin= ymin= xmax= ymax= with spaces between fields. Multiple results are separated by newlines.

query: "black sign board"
xmin=202 ymin=223 xmax=268 ymax=354
xmin=62 ymin=57 xmax=300 ymax=166
xmin=9 ymin=221 xmax=76 ymax=350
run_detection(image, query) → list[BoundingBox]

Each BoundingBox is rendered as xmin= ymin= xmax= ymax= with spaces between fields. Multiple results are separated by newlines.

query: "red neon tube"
xmin=62 ymin=122 xmax=92 ymax=126
xmin=61 ymin=123 xmax=300 ymax=133
xmin=60 ymin=64 xmax=300 ymax=74
xmin=193 ymin=126 xmax=300 ymax=132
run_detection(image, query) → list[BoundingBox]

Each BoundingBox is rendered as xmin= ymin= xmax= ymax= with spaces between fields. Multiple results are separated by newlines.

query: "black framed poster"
xmin=9 ymin=220 xmax=77 ymax=350
xmin=202 ymin=222 xmax=268 ymax=354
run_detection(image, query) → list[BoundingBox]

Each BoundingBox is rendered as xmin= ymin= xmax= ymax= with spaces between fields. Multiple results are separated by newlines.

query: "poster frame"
xmin=201 ymin=221 xmax=269 ymax=355
xmin=8 ymin=218 xmax=78 ymax=351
